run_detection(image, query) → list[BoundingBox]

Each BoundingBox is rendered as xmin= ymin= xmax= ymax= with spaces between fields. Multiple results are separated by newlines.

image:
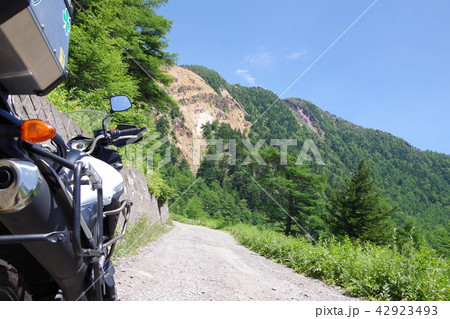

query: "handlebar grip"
xmin=116 ymin=127 xmax=147 ymax=137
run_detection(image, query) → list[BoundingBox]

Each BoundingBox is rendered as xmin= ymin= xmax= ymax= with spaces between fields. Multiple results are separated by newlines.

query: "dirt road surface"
xmin=115 ymin=222 xmax=355 ymax=301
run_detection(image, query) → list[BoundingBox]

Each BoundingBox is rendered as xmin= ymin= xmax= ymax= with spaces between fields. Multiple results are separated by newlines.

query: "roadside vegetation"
xmin=114 ymin=215 xmax=173 ymax=258
xmin=229 ymin=223 xmax=449 ymax=301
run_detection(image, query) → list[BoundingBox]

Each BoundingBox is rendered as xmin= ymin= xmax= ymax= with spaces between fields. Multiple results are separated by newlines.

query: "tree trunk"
xmin=285 ymin=194 xmax=294 ymax=235
xmin=285 ymin=215 xmax=292 ymax=236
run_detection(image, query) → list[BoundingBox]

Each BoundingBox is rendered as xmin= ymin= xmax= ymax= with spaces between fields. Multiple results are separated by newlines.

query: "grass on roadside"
xmin=228 ymin=223 xmax=449 ymax=301
xmin=114 ymin=214 xmax=174 ymax=258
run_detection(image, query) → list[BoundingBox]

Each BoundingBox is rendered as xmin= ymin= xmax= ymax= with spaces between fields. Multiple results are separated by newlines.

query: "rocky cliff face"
xmin=284 ymin=98 xmax=324 ymax=138
xmin=166 ymin=65 xmax=251 ymax=172
xmin=9 ymin=94 xmax=167 ymax=225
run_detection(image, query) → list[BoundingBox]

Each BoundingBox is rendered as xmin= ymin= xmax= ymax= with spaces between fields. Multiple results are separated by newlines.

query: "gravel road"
xmin=115 ymin=221 xmax=356 ymax=301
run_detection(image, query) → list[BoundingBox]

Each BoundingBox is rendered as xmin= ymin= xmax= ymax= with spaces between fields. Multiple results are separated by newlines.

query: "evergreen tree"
xmin=260 ymin=147 xmax=328 ymax=237
xmin=330 ymin=159 xmax=395 ymax=244
xmin=67 ymin=0 xmax=176 ymax=108
xmin=183 ymin=195 xmax=207 ymax=220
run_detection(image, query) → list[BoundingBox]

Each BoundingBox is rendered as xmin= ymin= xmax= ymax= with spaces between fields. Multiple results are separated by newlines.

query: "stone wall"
xmin=9 ymin=94 xmax=168 ymax=225
xmin=120 ymin=165 xmax=169 ymax=225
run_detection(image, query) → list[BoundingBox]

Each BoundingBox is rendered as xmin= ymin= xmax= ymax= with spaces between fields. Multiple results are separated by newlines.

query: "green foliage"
xmin=64 ymin=0 xmax=177 ymax=109
xmin=48 ymin=0 xmax=180 ymax=190
xmin=229 ymin=223 xmax=449 ymax=301
xmin=183 ymin=65 xmax=228 ymax=96
xmin=330 ymin=159 xmax=395 ymax=244
xmin=114 ymin=214 xmax=173 ymax=258
xmin=156 ymin=117 xmax=170 ymax=136
xmin=146 ymin=170 xmax=174 ymax=207
xmin=47 ymin=87 xmax=84 ymax=112
xmin=182 ymin=195 xmax=208 ymax=220
xmin=259 ymin=147 xmax=328 ymax=237
xmin=285 ymin=98 xmax=449 ymax=255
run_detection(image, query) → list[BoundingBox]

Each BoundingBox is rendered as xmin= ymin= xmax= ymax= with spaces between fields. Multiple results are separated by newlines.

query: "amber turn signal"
xmin=21 ymin=119 xmax=57 ymax=143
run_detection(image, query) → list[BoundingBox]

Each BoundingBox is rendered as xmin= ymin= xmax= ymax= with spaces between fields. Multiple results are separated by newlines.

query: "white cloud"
xmin=236 ymin=69 xmax=256 ymax=86
xmin=287 ymin=52 xmax=303 ymax=60
xmin=287 ymin=48 xmax=307 ymax=60
xmin=244 ymin=51 xmax=275 ymax=68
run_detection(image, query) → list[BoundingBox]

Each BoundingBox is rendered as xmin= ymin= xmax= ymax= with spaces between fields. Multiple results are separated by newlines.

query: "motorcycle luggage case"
xmin=0 ymin=0 xmax=73 ymax=95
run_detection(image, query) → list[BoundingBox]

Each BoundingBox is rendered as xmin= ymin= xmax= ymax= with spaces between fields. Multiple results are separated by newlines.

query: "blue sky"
xmin=158 ymin=0 xmax=450 ymax=154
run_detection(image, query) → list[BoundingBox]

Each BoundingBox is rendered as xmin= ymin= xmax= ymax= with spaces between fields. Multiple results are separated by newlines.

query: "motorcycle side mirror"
xmin=102 ymin=95 xmax=133 ymax=134
xmin=110 ymin=95 xmax=132 ymax=113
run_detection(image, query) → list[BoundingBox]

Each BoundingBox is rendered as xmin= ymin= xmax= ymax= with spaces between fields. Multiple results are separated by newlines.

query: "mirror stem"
xmin=102 ymin=113 xmax=112 ymax=135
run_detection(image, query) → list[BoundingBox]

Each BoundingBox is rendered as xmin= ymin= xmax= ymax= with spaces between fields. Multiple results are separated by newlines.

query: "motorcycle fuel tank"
xmin=78 ymin=156 xmax=124 ymax=207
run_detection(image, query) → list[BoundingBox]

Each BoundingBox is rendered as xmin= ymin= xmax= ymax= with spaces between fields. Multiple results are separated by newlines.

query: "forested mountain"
xmin=284 ymin=98 xmax=449 ymax=252
xmin=161 ymin=65 xmax=449 ymax=257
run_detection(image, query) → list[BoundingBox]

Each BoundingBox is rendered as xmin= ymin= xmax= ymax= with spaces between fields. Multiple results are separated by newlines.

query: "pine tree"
xmin=330 ymin=159 xmax=395 ymax=244
xmin=260 ymin=147 xmax=328 ymax=237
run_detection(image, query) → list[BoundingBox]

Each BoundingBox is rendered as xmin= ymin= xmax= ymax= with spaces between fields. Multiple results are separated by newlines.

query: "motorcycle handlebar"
xmin=112 ymin=127 xmax=147 ymax=137
xmin=85 ymin=127 xmax=147 ymax=155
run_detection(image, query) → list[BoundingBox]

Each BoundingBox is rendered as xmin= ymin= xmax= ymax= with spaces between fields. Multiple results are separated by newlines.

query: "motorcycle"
xmin=0 ymin=94 xmax=146 ymax=300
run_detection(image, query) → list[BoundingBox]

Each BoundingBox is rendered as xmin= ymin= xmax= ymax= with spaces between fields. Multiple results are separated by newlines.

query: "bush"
xmin=228 ymin=223 xmax=449 ymax=301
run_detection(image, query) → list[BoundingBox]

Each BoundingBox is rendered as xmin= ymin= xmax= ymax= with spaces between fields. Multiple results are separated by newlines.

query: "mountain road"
xmin=115 ymin=221 xmax=356 ymax=301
